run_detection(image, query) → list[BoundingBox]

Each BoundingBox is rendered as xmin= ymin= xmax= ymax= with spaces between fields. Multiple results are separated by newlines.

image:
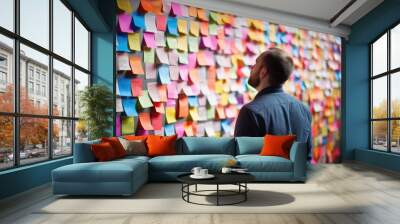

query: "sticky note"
xmin=143 ymin=32 xmax=156 ymax=48
xmin=175 ymin=122 xmax=185 ymax=137
xmin=177 ymin=19 xmax=188 ymax=34
xmin=156 ymin=15 xmax=167 ymax=31
xmin=167 ymin=81 xmax=178 ymax=99
xmin=164 ymin=124 xmax=175 ymax=136
xmin=158 ymin=65 xmax=171 ymax=84
xmin=169 ymin=65 xmax=179 ymax=80
xmin=189 ymin=20 xmax=199 ymax=36
xmin=188 ymin=36 xmax=198 ymax=52
xmin=165 ymin=106 xmax=177 ymax=123
xmin=197 ymin=9 xmax=208 ymax=21
xmin=147 ymin=82 xmax=161 ymax=102
xmin=122 ymin=97 xmax=138 ymax=116
xmin=117 ymin=53 xmax=131 ymax=71
xmin=116 ymin=113 xmax=122 ymax=136
xmin=178 ymin=95 xmax=189 ymax=118
xmin=138 ymin=90 xmax=153 ymax=108
xmin=177 ymin=35 xmax=188 ymax=52
xmin=184 ymin=121 xmax=195 ymax=136
xmin=188 ymin=69 xmax=199 ymax=83
xmin=216 ymin=106 xmax=226 ymax=119
xmin=117 ymin=0 xmax=133 ymax=13
xmin=158 ymin=85 xmax=167 ymax=102
xmin=168 ymin=51 xmax=179 ymax=65
xmin=209 ymin=23 xmax=217 ymax=35
xmin=188 ymin=96 xmax=198 ymax=107
xmin=117 ymin=34 xmax=129 ymax=52
xmin=138 ymin=0 xmax=163 ymax=15
xmin=129 ymin=55 xmax=144 ymax=75
xmin=130 ymin=78 xmax=143 ymax=97
xmin=155 ymin=31 xmax=166 ymax=47
xmin=122 ymin=116 xmax=135 ymax=135
xmin=151 ymin=111 xmax=163 ymax=130
xmin=188 ymin=53 xmax=197 ymax=69
xmin=116 ymin=98 xmax=123 ymax=112
xmin=118 ymin=14 xmax=133 ymax=33
xmin=117 ymin=76 xmax=132 ymax=96
xmin=166 ymin=35 xmax=177 ymax=49
xmin=132 ymin=12 xmax=145 ymax=30
xmin=155 ymin=47 xmax=169 ymax=64
xmin=167 ymin=17 xmax=178 ymax=36
xmin=154 ymin=102 xmax=165 ymax=113
xmin=179 ymin=64 xmax=189 ymax=80
xmin=139 ymin=112 xmax=153 ymax=130
xmin=145 ymin=63 xmax=157 ymax=79
xmin=200 ymin=22 xmax=208 ymax=36
xmin=143 ymin=48 xmax=155 ymax=63
xmin=178 ymin=52 xmax=188 ymax=64
xmin=170 ymin=2 xmax=182 ymax=16
xmin=128 ymin=32 xmax=141 ymax=51
xmin=144 ymin=13 xmax=157 ymax=32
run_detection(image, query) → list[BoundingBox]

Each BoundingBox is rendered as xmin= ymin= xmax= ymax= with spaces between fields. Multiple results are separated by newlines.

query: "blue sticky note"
xmin=118 ymin=76 xmax=132 ymax=97
xmin=117 ymin=34 xmax=129 ymax=52
xmin=122 ymin=97 xmax=138 ymax=117
xmin=221 ymin=119 xmax=231 ymax=132
xmin=167 ymin=17 xmax=178 ymax=36
xmin=158 ymin=65 xmax=171 ymax=84
xmin=188 ymin=96 xmax=198 ymax=107
xmin=132 ymin=12 xmax=145 ymax=30
xmin=164 ymin=124 xmax=175 ymax=136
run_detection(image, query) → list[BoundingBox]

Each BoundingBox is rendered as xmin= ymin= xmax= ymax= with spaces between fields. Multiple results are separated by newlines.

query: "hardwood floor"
xmin=1 ymin=162 xmax=400 ymax=224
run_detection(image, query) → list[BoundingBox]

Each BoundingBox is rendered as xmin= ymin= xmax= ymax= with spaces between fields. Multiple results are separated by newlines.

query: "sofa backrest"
xmin=235 ymin=137 xmax=263 ymax=155
xmin=73 ymin=139 xmax=100 ymax=163
xmin=178 ymin=137 xmax=236 ymax=155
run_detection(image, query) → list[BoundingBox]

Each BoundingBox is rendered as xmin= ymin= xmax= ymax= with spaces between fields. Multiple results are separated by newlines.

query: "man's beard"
xmin=248 ymin=75 xmax=260 ymax=89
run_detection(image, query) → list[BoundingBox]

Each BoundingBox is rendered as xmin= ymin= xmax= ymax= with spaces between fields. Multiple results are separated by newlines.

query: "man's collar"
xmin=255 ymin=85 xmax=283 ymax=98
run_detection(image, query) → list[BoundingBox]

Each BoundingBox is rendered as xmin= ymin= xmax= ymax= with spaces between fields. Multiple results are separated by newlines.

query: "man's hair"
xmin=262 ymin=48 xmax=294 ymax=86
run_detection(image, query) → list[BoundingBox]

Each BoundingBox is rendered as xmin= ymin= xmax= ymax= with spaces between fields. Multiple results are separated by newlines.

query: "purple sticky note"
xmin=116 ymin=113 xmax=122 ymax=136
xmin=171 ymin=2 xmax=182 ymax=16
xmin=118 ymin=14 xmax=133 ymax=33
xmin=188 ymin=53 xmax=197 ymax=69
xmin=143 ymin=32 xmax=156 ymax=48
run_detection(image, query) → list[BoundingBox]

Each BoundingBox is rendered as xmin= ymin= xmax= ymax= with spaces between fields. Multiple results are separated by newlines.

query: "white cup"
xmin=191 ymin=167 xmax=202 ymax=176
xmin=221 ymin=167 xmax=232 ymax=174
xmin=200 ymin=169 xmax=208 ymax=176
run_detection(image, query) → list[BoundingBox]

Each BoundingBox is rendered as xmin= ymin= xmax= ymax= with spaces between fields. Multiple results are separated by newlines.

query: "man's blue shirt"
xmin=234 ymin=86 xmax=312 ymax=159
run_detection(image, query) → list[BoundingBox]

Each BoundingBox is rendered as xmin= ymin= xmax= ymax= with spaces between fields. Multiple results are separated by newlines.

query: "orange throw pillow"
xmin=260 ymin=135 xmax=296 ymax=159
xmin=124 ymin=135 xmax=148 ymax=141
xmin=101 ymin=137 xmax=126 ymax=158
xmin=146 ymin=135 xmax=177 ymax=157
xmin=91 ymin=142 xmax=117 ymax=162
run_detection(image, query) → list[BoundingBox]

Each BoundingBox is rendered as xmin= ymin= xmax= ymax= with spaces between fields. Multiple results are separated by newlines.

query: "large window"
xmin=370 ymin=23 xmax=400 ymax=153
xmin=0 ymin=0 xmax=91 ymax=170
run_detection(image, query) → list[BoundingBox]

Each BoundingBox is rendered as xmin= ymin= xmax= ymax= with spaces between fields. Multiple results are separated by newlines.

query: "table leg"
xmin=195 ymin=184 xmax=197 ymax=192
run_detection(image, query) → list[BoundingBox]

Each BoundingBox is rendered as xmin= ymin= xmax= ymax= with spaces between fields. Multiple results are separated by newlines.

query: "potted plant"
xmin=79 ymin=84 xmax=113 ymax=140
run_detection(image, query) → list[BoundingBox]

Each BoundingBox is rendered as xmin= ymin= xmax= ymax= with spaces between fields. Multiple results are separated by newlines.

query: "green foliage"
xmin=79 ymin=84 xmax=113 ymax=140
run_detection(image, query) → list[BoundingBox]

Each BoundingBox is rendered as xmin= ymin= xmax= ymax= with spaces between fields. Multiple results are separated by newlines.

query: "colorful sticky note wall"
xmin=115 ymin=0 xmax=342 ymax=163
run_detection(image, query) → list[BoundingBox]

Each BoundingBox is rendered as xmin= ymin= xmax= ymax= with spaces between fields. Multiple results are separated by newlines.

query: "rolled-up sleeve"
xmin=234 ymin=106 xmax=263 ymax=137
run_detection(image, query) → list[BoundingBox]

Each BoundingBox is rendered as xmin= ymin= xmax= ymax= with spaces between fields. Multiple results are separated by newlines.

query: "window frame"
xmin=0 ymin=0 xmax=92 ymax=171
xmin=370 ymin=20 xmax=400 ymax=154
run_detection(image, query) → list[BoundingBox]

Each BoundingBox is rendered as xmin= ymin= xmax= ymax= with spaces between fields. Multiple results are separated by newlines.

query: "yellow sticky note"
xmin=177 ymin=35 xmax=188 ymax=52
xmin=177 ymin=19 xmax=188 ymax=34
xmin=189 ymin=107 xmax=199 ymax=121
xmin=122 ymin=116 xmax=134 ymax=135
xmin=219 ymin=93 xmax=229 ymax=106
xmin=166 ymin=107 xmax=176 ymax=124
xmin=128 ymin=32 xmax=141 ymax=51
xmin=166 ymin=35 xmax=177 ymax=49
xmin=117 ymin=0 xmax=133 ymax=13
xmin=189 ymin=20 xmax=199 ymax=37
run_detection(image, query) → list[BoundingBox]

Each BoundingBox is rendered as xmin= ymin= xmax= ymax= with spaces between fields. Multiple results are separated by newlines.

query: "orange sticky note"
xmin=188 ymin=69 xmax=199 ymax=84
xmin=154 ymin=102 xmax=165 ymax=113
xmin=158 ymin=85 xmax=167 ymax=102
xmin=178 ymin=95 xmax=189 ymax=118
xmin=216 ymin=106 xmax=226 ymax=119
xmin=200 ymin=22 xmax=208 ymax=36
xmin=197 ymin=9 xmax=208 ymax=21
xmin=129 ymin=55 xmax=144 ymax=75
xmin=183 ymin=121 xmax=196 ymax=136
xmin=188 ymin=6 xmax=197 ymax=17
xmin=189 ymin=20 xmax=199 ymax=37
xmin=138 ymin=0 xmax=163 ymax=15
xmin=139 ymin=112 xmax=154 ymax=130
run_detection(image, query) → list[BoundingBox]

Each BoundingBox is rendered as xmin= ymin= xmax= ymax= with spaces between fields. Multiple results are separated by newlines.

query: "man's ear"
xmin=260 ymin=66 xmax=268 ymax=79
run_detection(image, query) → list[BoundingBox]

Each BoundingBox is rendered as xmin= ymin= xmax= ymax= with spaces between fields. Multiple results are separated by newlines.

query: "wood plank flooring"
xmin=1 ymin=162 xmax=400 ymax=224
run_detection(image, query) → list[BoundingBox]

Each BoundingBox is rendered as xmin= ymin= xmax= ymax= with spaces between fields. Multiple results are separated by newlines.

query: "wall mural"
xmin=115 ymin=0 xmax=342 ymax=163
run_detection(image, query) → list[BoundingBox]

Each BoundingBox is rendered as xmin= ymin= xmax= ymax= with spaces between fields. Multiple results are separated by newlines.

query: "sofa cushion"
xmin=179 ymin=137 xmax=235 ymax=155
xmin=235 ymin=137 xmax=263 ymax=155
xmin=73 ymin=140 xmax=100 ymax=163
xmin=260 ymin=135 xmax=296 ymax=159
xmin=147 ymin=135 xmax=177 ymax=157
xmin=149 ymin=154 xmax=235 ymax=172
xmin=236 ymin=155 xmax=293 ymax=172
xmin=91 ymin=142 xmax=118 ymax=161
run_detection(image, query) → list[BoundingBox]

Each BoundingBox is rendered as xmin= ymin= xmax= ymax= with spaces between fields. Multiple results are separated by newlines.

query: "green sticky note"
xmin=166 ymin=35 xmax=177 ymax=49
xmin=178 ymin=52 xmax=188 ymax=64
xmin=207 ymin=106 xmax=215 ymax=119
xmin=138 ymin=90 xmax=153 ymax=108
xmin=122 ymin=116 xmax=135 ymax=135
xmin=209 ymin=23 xmax=218 ymax=35
xmin=143 ymin=48 xmax=155 ymax=64
xmin=188 ymin=36 xmax=199 ymax=52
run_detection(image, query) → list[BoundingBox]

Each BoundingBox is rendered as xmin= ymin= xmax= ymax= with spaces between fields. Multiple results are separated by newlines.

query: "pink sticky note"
xmin=171 ymin=2 xmax=182 ymax=16
xmin=210 ymin=36 xmax=218 ymax=50
xmin=175 ymin=122 xmax=185 ymax=137
xmin=151 ymin=111 xmax=163 ymax=130
xmin=167 ymin=81 xmax=178 ymax=99
xmin=143 ymin=32 xmax=156 ymax=48
xmin=168 ymin=51 xmax=179 ymax=65
xmin=156 ymin=15 xmax=167 ymax=31
xmin=205 ymin=51 xmax=215 ymax=66
xmin=179 ymin=64 xmax=188 ymax=80
xmin=166 ymin=99 xmax=176 ymax=106
xmin=118 ymin=14 xmax=133 ymax=33
xmin=188 ymin=53 xmax=197 ymax=69
xmin=201 ymin=36 xmax=211 ymax=48
xmin=169 ymin=65 xmax=179 ymax=80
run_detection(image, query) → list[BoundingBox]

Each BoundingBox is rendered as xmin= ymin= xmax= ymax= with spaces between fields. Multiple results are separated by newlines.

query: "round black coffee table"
xmin=177 ymin=173 xmax=255 ymax=206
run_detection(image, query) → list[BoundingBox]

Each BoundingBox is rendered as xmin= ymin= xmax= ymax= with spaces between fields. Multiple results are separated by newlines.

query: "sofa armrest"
xmin=73 ymin=140 xmax=99 ymax=163
xmin=289 ymin=142 xmax=307 ymax=181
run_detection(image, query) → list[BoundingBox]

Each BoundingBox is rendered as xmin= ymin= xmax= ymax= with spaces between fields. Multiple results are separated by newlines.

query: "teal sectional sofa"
xmin=52 ymin=137 xmax=307 ymax=196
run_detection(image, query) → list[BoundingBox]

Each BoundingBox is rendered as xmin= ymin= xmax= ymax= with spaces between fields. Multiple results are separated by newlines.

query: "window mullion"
xmin=388 ymin=30 xmax=391 ymax=152
xmin=13 ymin=0 xmax=21 ymax=167
xmin=48 ymin=0 xmax=53 ymax=160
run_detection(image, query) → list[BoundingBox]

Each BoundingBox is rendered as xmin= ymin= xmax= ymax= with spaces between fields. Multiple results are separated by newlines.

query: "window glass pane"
xmin=0 ymin=0 xmax=14 ymax=31
xmin=74 ymin=69 xmax=89 ymax=118
xmin=372 ymin=121 xmax=388 ymax=151
xmin=20 ymin=117 xmax=49 ymax=165
xmin=20 ymin=44 xmax=49 ymax=115
xmin=391 ymin=24 xmax=400 ymax=70
xmin=372 ymin=76 xmax=387 ymax=119
xmin=20 ymin=0 xmax=49 ymax=49
xmin=372 ymin=33 xmax=387 ymax=76
xmin=391 ymin=120 xmax=400 ymax=153
xmin=0 ymin=116 xmax=13 ymax=170
xmin=53 ymin=119 xmax=72 ymax=157
xmin=0 ymin=35 xmax=14 ymax=112
xmin=53 ymin=0 xmax=72 ymax=60
xmin=75 ymin=120 xmax=88 ymax=143
xmin=53 ymin=59 xmax=72 ymax=117
xmin=74 ymin=18 xmax=89 ymax=70
xmin=391 ymin=72 xmax=400 ymax=118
